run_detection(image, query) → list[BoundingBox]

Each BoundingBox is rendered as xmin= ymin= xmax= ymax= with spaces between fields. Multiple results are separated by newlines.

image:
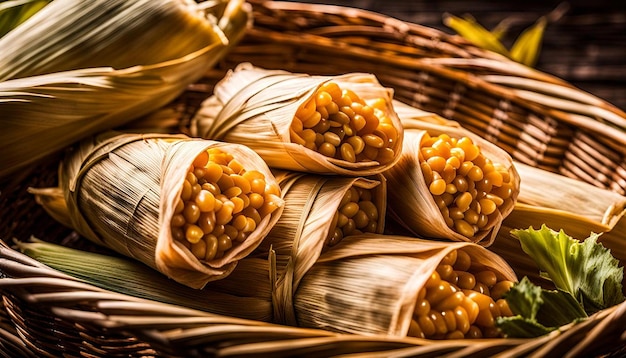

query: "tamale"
xmin=191 ymin=63 xmax=404 ymax=176
xmin=294 ymin=235 xmax=517 ymax=339
xmin=30 ymin=132 xmax=283 ymax=289
xmin=384 ymin=101 xmax=520 ymax=245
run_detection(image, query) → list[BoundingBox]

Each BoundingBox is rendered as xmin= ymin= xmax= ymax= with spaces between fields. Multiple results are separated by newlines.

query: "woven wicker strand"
xmin=2 ymin=1 xmax=626 ymax=357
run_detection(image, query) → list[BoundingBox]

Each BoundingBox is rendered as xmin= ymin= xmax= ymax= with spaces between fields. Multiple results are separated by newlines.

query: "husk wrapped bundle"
xmin=384 ymin=101 xmax=520 ymax=245
xmin=294 ymin=234 xmax=517 ymax=338
xmin=30 ymin=132 xmax=284 ymax=289
xmin=192 ymin=63 xmax=404 ymax=176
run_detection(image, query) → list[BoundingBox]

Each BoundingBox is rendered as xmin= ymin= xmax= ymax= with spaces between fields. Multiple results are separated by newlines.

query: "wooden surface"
xmin=285 ymin=0 xmax=626 ymax=111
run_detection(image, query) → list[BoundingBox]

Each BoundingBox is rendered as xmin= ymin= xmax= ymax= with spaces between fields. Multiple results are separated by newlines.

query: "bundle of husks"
xmin=0 ymin=0 xmax=251 ymax=180
xmin=29 ymin=132 xmax=284 ymax=288
xmin=384 ymin=101 xmax=520 ymax=245
xmin=192 ymin=63 xmax=404 ymax=175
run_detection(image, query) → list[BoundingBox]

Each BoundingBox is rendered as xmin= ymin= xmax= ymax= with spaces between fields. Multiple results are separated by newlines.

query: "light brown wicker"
xmin=1 ymin=1 xmax=625 ymax=357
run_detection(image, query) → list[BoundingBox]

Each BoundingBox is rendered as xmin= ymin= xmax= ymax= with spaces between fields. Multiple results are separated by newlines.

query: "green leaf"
xmin=0 ymin=0 xmax=51 ymax=38
xmin=510 ymin=16 xmax=547 ymax=67
xmin=443 ymin=13 xmax=510 ymax=57
xmin=511 ymin=225 xmax=625 ymax=315
xmin=496 ymin=316 xmax=555 ymax=338
xmin=497 ymin=277 xmax=588 ymax=338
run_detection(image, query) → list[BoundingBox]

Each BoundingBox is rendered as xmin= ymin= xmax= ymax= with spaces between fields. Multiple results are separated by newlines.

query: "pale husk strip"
xmin=294 ymin=234 xmax=517 ymax=337
xmin=14 ymin=239 xmax=273 ymax=322
xmin=514 ymin=161 xmax=626 ymax=229
xmin=384 ymin=102 xmax=520 ymax=245
xmin=31 ymin=132 xmax=284 ymax=289
xmin=0 ymin=0 xmax=250 ymax=180
xmin=250 ymin=171 xmax=386 ymax=325
xmin=191 ymin=63 xmax=404 ymax=176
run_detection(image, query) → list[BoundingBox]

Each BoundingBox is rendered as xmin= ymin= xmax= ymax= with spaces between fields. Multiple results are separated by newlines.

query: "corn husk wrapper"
xmin=0 ymin=0 xmax=251 ymax=180
xmin=384 ymin=101 xmax=520 ymax=245
xmin=246 ymin=171 xmax=386 ymax=323
xmin=294 ymin=234 xmax=516 ymax=336
xmin=30 ymin=132 xmax=284 ymax=289
xmin=191 ymin=63 xmax=404 ymax=176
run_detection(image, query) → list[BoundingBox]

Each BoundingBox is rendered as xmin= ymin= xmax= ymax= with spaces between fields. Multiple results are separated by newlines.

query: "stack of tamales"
xmin=6 ymin=1 xmax=625 ymax=344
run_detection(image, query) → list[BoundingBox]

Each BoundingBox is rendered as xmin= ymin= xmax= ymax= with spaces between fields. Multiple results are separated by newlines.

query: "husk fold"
xmin=384 ymin=101 xmax=520 ymax=245
xmin=192 ymin=63 xmax=404 ymax=176
xmin=31 ymin=132 xmax=284 ymax=289
xmin=0 ymin=0 xmax=251 ymax=180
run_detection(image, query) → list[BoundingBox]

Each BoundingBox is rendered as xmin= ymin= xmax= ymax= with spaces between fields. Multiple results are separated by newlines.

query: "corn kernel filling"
xmin=419 ymin=133 xmax=515 ymax=239
xmin=171 ymin=148 xmax=281 ymax=261
xmin=290 ymin=81 xmax=398 ymax=165
xmin=409 ymin=249 xmax=515 ymax=339
xmin=325 ymin=186 xmax=379 ymax=247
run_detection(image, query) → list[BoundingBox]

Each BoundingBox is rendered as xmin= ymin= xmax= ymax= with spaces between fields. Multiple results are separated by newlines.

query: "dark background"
xmin=286 ymin=0 xmax=626 ymax=111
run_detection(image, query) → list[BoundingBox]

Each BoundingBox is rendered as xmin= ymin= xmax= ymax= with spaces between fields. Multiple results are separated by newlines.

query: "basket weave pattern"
xmin=1 ymin=1 xmax=626 ymax=357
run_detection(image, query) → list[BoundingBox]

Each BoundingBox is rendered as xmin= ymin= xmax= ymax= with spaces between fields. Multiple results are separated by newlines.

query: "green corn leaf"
xmin=510 ymin=16 xmax=547 ymax=67
xmin=443 ymin=13 xmax=510 ymax=57
xmin=0 ymin=0 xmax=50 ymax=38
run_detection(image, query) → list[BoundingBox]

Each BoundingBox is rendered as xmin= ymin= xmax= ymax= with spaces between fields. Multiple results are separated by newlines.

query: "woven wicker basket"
xmin=1 ymin=1 xmax=626 ymax=357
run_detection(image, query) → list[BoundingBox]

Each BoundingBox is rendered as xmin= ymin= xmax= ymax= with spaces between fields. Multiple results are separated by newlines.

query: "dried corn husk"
xmin=294 ymin=234 xmax=517 ymax=337
xmin=15 ymin=239 xmax=273 ymax=322
xmin=30 ymin=132 xmax=284 ymax=289
xmin=0 ymin=0 xmax=251 ymax=180
xmin=513 ymin=161 xmax=626 ymax=229
xmin=384 ymin=101 xmax=520 ymax=245
xmin=191 ymin=63 xmax=404 ymax=176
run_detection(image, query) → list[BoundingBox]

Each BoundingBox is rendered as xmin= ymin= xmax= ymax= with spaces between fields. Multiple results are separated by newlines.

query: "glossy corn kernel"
xmin=172 ymin=148 xmax=281 ymax=261
xmin=290 ymin=81 xmax=399 ymax=165
xmin=409 ymin=249 xmax=515 ymax=339
xmin=325 ymin=186 xmax=379 ymax=247
xmin=420 ymin=133 xmax=515 ymax=239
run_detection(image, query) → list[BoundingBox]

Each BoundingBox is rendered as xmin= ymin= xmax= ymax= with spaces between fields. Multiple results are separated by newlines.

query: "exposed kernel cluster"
xmin=325 ymin=186 xmax=379 ymax=247
xmin=290 ymin=81 xmax=399 ymax=165
xmin=409 ymin=249 xmax=515 ymax=339
xmin=171 ymin=148 xmax=281 ymax=261
xmin=419 ymin=133 xmax=515 ymax=239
